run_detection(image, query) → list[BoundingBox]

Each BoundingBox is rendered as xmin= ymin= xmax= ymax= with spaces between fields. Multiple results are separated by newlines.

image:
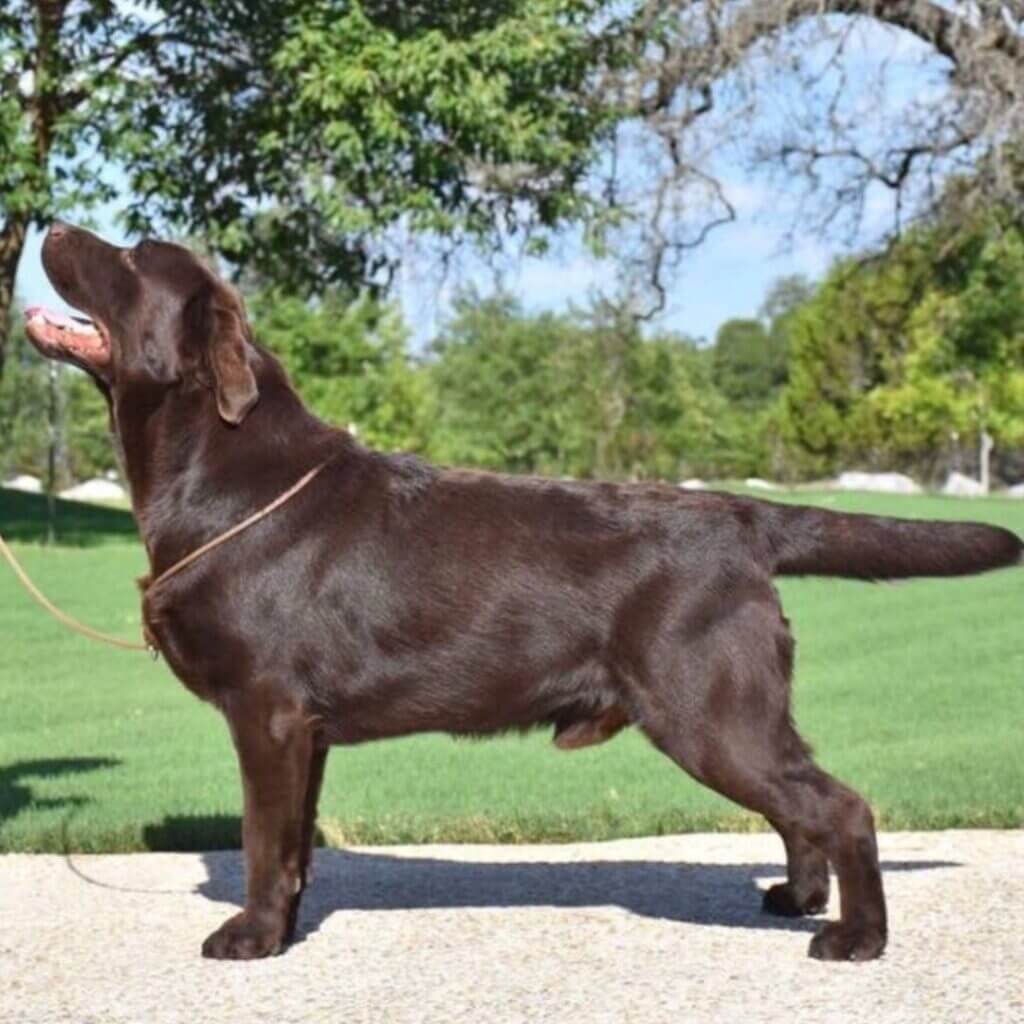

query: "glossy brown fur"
xmin=32 ymin=224 xmax=1022 ymax=963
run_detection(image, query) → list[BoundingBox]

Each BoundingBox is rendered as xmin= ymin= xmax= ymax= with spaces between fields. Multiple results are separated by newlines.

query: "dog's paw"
xmin=201 ymin=911 xmax=285 ymax=960
xmin=761 ymin=881 xmax=828 ymax=917
xmin=807 ymin=921 xmax=886 ymax=961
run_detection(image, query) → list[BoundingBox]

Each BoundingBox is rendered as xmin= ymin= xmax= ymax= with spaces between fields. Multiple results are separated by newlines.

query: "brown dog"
xmin=26 ymin=223 xmax=1022 ymax=962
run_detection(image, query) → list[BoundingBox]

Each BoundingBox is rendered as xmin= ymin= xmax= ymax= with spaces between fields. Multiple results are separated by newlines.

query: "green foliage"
xmin=427 ymin=290 xmax=733 ymax=480
xmin=0 ymin=1 xmax=133 ymax=224
xmin=111 ymin=0 xmax=619 ymax=294
xmin=0 ymin=283 xmax=770 ymax=490
xmin=711 ymin=318 xmax=785 ymax=406
xmin=1 ymin=1 xmax=623 ymax=386
xmin=65 ymin=373 xmax=116 ymax=481
xmin=709 ymin=278 xmax=812 ymax=412
xmin=758 ymin=274 xmax=816 ymax=328
xmin=249 ymin=291 xmax=432 ymax=452
xmin=427 ymin=291 xmax=582 ymax=472
xmin=571 ymin=301 xmax=737 ymax=480
xmin=699 ymin=277 xmax=815 ymax=480
xmin=0 ymin=305 xmax=48 ymax=480
xmin=781 ymin=221 xmax=1024 ymax=478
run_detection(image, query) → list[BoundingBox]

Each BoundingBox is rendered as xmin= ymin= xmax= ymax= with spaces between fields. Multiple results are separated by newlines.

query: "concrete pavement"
xmin=1 ymin=830 xmax=1021 ymax=1023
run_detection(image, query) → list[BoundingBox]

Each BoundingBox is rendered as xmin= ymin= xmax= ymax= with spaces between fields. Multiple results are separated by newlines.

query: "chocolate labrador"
xmin=26 ymin=223 xmax=1022 ymax=962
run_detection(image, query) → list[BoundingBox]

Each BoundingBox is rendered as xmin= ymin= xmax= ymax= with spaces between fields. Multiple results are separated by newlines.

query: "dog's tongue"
xmin=24 ymin=306 xmax=94 ymax=332
xmin=24 ymin=304 xmax=108 ymax=364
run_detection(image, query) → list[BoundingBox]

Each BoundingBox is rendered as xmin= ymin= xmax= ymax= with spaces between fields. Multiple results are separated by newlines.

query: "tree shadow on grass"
xmin=0 ymin=757 xmax=121 ymax=825
xmin=0 ymin=489 xmax=137 ymax=547
xmin=144 ymin=815 xmax=960 ymax=947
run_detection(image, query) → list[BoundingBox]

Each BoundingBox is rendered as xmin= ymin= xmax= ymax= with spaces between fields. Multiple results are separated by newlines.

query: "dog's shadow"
xmin=170 ymin=819 xmax=959 ymax=945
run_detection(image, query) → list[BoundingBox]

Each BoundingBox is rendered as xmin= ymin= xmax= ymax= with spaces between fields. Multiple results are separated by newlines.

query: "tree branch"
xmin=608 ymin=0 xmax=1023 ymax=122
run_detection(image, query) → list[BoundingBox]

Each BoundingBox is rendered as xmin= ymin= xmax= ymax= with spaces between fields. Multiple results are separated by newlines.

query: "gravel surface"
xmin=1 ymin=831 xmax=1021 ymax=1024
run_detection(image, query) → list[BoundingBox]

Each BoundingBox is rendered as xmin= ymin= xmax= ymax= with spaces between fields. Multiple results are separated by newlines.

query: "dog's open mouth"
xmin=24 ymin=306 xmax=111 ymax=367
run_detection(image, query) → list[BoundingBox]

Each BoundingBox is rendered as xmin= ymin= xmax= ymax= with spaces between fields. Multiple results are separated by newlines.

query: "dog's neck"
xmin=114 ymin=351 xmax=347 ymax=573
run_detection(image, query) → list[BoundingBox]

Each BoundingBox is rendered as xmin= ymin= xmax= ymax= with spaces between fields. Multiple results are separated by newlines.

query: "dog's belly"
xmin=312 ymin=655 xmax=624 ymax=746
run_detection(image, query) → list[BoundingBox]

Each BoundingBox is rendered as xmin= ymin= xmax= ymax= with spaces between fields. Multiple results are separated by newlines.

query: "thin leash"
xmin=0 ymin=460 xmax=329 ymax=657
xmin=0 ymin=531 xmax=150 ymax=652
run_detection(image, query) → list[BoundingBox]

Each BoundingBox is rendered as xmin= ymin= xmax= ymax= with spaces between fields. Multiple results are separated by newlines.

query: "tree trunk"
xmin=0 ymin=218 xmax=29 ymax=381
xmin=980 ymin=430 xmax=993 ymax=495
xmin=46 ymin=362 xmax=61 ymax=544
xmin=0 ymin=0 xmax=66 ymax=380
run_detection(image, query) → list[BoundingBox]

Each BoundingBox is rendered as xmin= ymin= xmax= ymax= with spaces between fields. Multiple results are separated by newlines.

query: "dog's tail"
xmin=759 ymin=501 xmax=1023 ymax=580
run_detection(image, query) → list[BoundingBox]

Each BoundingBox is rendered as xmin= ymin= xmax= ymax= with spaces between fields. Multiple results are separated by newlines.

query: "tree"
xmin=205 ymin=2 xmax=1024 ymax=314
xmin=580 ymin=2 xmax=1024 ymax=312
xmin=64 ymin=371 xmax=116 ymax=481
xmin=249 ymin=291 xmax=431 ymax=453
xmin=780 ymin=217 xmax=1024 ymax=480
xmin=780 ymin=239 xmax=934 ymax=476
xmin=708 ymin=280 xmax=814 ymax=410
xmin=868 ymin=230 xmax=1024 ymax=476
xmin=117 ymin=1 xmax=619 ymax=296
xmin=0 ymin=1 xmax=615 ymax=376
xmin=428 ymin=289 xmax=737 ymax=480
xmin=428 ymin=291 xmax=587 ymax=474
xmin=0 ymin=300 xmax=48 ymax=480
xmin=574 ymin=297 xmax=735 ymax=480
xmin=712 ymin=318 xmax=782 ymax=407
xmin=0 ymin=300 xmax=114 ymax=486
xmin=6 ymin=1 xmax=1020 ymax=376
xmin=0 ymin=1 xmax=171 ymax=376
xmin=759 ymin=275 xmax=814 ymax=327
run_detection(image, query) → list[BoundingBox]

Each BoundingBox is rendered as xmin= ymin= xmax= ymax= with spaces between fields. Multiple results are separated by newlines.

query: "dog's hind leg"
xmin=761 ymin=827 xmax=830 ymax=917
xmin=626 ymin=589 xmax=886 ymax=960
xmin=756 ymin=618 xmax=829 ymax=918
xmin=285 ymin=744 xmax=329 ymax=944
xmin=201 ymin=686 xmax=316 ymax=960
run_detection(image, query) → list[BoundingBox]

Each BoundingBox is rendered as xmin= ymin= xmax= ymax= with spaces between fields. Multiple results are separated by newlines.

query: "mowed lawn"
xmin=1 ymin=486 xmax=1022 ymax=852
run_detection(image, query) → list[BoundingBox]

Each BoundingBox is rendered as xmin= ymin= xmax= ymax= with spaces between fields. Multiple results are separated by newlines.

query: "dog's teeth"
xmin=40 ymin=311 xmax=95 ymax=334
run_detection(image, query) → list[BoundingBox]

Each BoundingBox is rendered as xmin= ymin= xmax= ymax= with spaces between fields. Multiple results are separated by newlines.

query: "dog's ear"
xmin=185 ymin=284 xmax=259 ymax=425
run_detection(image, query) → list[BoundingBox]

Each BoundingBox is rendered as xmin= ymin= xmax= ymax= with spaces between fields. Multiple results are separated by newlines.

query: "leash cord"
xmin=0 ymin=531 xmax=148 ymax=651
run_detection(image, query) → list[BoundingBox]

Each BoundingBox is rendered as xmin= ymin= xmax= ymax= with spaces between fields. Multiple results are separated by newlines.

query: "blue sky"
xmin=393 ymin=195 xmax=835 ymax=346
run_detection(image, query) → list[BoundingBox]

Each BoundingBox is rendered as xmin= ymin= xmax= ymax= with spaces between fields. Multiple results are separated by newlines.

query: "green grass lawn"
xmin=1 ymin=486 xmax=1022 ymax=852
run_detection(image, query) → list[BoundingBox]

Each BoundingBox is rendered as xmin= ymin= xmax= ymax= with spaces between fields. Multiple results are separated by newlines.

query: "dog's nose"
xmin=48 ymin=221 xmax=70 ymax=240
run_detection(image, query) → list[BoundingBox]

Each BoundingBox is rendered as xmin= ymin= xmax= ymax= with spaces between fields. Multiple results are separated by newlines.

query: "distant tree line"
xmin=0 ymin=273 xmax=802 ymax=488
xmin=3 ymin=214 xmax=1023 ymax=490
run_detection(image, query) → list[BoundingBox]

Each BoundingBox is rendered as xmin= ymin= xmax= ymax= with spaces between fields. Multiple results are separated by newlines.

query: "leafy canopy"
xmin=781 ymin=219 xmax=1024 ymax=478
xmin=118 ymin=0 xmax=617 ymax=293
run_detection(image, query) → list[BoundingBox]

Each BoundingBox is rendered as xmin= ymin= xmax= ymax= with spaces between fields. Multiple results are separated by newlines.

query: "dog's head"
xmin=25 ymin=223 xmax=259 ymax=425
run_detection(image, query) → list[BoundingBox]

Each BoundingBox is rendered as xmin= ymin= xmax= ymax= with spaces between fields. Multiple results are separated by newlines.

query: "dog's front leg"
xmin=202 ymin=688 xmax=314 ymax=960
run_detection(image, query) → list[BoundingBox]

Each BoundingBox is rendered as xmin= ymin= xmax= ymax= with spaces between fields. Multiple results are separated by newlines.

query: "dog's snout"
xmin=48 ymin=221 xmax=70 ymax=241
